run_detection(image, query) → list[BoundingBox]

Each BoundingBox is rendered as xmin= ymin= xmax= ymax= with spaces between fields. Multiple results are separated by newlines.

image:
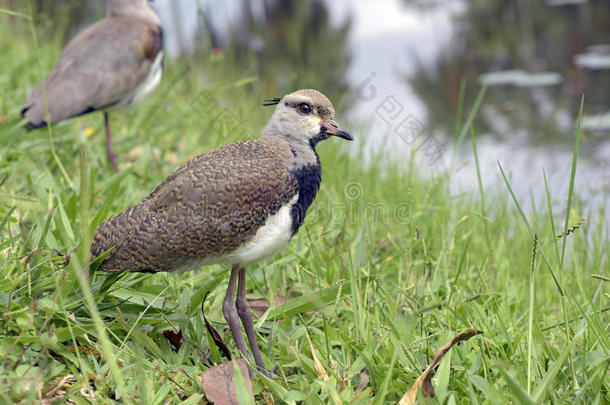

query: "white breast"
xmin=116 ymin=50 xmax=164 ymax=109
xmin=227 ymin=194 xmax=298 ymax=265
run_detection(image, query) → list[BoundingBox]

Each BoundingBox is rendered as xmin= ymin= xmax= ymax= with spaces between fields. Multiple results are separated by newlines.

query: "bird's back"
xmin=91 ymin=137 xmax=299 ymax=273
xmin=22 ymin=16 xmax=163 ymax=128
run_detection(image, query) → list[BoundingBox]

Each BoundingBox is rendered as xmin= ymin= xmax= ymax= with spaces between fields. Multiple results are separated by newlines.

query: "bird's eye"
xmin=297 ymin=103 xmax=312 ymax=115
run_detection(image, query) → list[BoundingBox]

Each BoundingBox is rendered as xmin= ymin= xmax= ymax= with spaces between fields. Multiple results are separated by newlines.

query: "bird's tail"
xmin=21 ymin=105 xmax=48 ymax=130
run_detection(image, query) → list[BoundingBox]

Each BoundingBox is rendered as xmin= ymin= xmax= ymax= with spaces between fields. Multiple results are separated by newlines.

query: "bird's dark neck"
xmin=289 ymin=147 xmax=322 ymax=236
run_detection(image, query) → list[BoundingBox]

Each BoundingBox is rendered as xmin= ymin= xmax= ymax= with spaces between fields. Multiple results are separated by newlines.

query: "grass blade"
xmin=527 ymin=236 xmax=537 ymax=394
xmin=560 ymin=96 xmax=583 ymax=268
xmin=496 ymin=367 xmax=535 ymax=405
xmin=532 ymin=341 xmax=572 ymax=404
xmin=454 ymin=84 xmax=487 ymax=155
xmin=266 ymin=281 xmax=351 ymax=321
xmin=497 ymin=162 xmax=563 ymax=296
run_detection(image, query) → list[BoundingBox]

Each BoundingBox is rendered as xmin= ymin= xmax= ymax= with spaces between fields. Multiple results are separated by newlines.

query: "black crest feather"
xmin=262 ymin=97 xmax=281 ymax=106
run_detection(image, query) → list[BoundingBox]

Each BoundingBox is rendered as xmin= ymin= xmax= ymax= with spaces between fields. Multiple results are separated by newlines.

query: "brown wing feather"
xmin=22 ymin=16 xmax=163 ymax=127
xmin=91 ymin=138 xmax=298 ymax=273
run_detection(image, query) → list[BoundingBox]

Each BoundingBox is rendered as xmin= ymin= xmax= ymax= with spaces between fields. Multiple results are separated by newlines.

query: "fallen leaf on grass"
xmin=355 ymin=368 xmax=370 ymax=395
xmin=201 ymin=359 xmax=253 ymax=404
xmin=304 ymin=329 xmax=328 ymax=381
xmin=304 ymin=328 xmax=344 ymax=404
xmin=162 ymin=330 xmax=185 ymax=350
xmin=40 ymin=374 xmax=77 ymax=405
xmin=399 ymin=329 xmax=483 ymax=404
xmin=247 ymin=296 xmax=286 ymax=316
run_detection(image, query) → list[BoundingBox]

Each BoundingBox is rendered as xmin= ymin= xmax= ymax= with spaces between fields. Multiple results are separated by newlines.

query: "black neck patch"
xmin=310 ymin=132 xmax=331 ymax=147
xmin=289 ymin=156 xmax=322 ymax=236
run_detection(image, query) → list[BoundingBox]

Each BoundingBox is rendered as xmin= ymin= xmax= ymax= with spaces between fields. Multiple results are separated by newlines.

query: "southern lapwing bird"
xmin=89 ymin=89 xmax=353 ymax=374
xmin=21 ymin=0 xmax=163 ymax=172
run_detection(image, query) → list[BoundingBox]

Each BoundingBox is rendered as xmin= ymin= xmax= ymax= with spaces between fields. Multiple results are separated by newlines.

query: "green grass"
xmin=0 ymin=14 xmax=609 ymax=404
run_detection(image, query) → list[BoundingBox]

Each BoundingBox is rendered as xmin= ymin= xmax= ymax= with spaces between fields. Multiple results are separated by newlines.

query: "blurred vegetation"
xmin=12 ymin=0 xmax=102 ymax=41
xmin=227 ymin=0 xmax=352 ymax=106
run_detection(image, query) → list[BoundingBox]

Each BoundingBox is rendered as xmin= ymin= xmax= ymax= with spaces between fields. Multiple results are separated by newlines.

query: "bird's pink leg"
xmin=223 ymin=265 xmax=251 ymax=368
xmin=104 ymin=112 xmax=118 ymax=172
xmin=236 ymin=267 xmax=268 ymax=375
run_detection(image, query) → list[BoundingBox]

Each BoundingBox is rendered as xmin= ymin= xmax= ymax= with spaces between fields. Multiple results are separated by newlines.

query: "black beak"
xmin=320 ymin=119 xmax=354 ymax=141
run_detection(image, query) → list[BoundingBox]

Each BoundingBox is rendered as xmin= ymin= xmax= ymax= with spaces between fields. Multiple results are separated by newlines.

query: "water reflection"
xmin=407 ymin=0 xmax=610 ymax=149
xmin=401 ymin=0 xmax=610 ymax=217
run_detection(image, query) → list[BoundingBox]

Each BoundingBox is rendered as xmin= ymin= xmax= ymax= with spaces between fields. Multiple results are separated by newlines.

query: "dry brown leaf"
xmin=162 ymin=330 xmax=185 ymax=350
xmin=201 ymin=359 xmax=253 ymax=404
xmin=354 ymin=368 xmax=370 ymax=395
xmin=248 ymin=296 xmax=286 ymax=316
xmin=304 ymin=331 xmax=344 ymax=404
xmin=39 ymin=374 xmax=77 ymax=404
xmin=42 ymin=374 xmax=76 ymax=397
xmin=305 ymin=329 xmax=329 ymax=381
xmin=399 ymin=329 xmax=483 ymax=404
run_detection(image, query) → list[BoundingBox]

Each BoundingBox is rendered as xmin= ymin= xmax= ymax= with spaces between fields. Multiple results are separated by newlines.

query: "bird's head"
xmin=262 ymin=89 xmax=353 ymax=148
xmin=107 ymin=0 xmax=160 ymax=24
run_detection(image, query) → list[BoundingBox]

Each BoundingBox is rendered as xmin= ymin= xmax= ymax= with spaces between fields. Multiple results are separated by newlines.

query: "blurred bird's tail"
xmin=21 ymin=105 xmax=48 ymax=130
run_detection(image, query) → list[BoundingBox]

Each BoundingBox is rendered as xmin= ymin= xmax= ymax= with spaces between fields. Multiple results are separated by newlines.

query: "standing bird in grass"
xmin=89 ymin=89 xmax=353 ymax=374
xmin=21 ymin=0 xmax=163 ymax=172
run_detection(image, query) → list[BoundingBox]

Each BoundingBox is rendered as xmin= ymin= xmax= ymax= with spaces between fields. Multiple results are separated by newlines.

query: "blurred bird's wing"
xmin=91 ymin=139 xmax=299 ymax=273
xmin=22 ymin=16 xmax=163 ymax=128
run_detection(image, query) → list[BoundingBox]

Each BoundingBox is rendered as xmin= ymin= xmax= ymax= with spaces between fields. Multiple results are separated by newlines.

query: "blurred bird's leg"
xmin=223 ymin=265 xmax=251 ymax=369
xmin=104 ymin=112 xmax=118 ymax=172
xmin=236 ymin=267 xmax=268 ymax=376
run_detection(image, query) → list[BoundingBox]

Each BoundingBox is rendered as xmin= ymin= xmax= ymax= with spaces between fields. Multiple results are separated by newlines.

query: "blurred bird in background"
xmin=22 ymin=0 xmax=164 ymax=171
